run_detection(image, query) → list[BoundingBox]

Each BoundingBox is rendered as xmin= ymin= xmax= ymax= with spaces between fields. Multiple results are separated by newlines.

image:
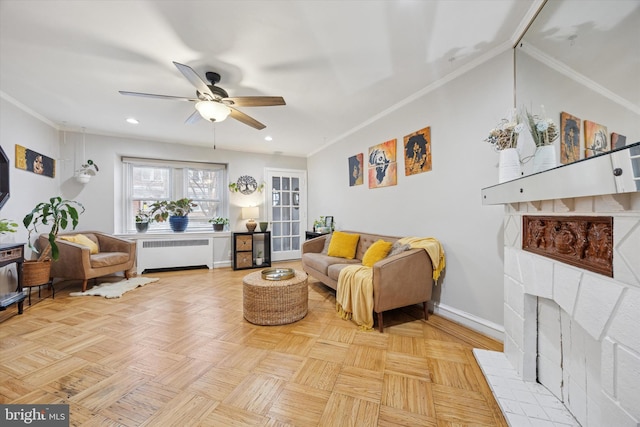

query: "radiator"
xmin=137 ymin=238 xmax=213 ymax=273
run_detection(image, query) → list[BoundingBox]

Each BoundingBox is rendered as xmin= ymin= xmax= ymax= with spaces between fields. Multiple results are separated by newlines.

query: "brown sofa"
xmin=302 ymin=231 xmax=434 ymax=332
xmin=38 ymin=231 xmax=136 ymax=292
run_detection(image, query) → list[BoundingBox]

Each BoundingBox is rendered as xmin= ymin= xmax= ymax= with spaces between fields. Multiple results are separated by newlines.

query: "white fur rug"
xmin=70 ymin=277 xmax=159 ymax=299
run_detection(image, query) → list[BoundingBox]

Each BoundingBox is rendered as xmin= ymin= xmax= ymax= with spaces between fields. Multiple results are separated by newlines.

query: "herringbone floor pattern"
xmin=0 ymin=261 xmax=506 ymax=426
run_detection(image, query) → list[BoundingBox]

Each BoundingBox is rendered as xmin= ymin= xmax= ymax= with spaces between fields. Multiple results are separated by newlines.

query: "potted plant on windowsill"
xmin=209 ymin=216 xmax=229 ymax=232
xmin=22 ymin=196 xmax=84 ymax=288
xmin=149 ymin=198 xmax=197 ymax=232
xmin=135 ymin=209 xmax=152 ymax=233
xmin=75 ymin=159 xmax=99 ymax=184
xmin=0 ymin=218 xmax=18 ymax=243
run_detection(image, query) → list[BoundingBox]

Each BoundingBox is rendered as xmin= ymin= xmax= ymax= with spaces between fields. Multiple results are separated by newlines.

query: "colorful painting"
xmin=368 ymin=139 xmax=397 ymax=189
xmin=348 ymin=153 xmax=363 ymax=186
xmin=611 ymin=133 xmax=627 ymax=149
xmin=403 ymin=126 xmax=432 ymax=176
xmin=584 ymin=120 xmax=609 ymax=158
xmin=15 ymin=145 xmax=55 ymax=178
xmin=560 ymin=112 xmax=581 ymax=164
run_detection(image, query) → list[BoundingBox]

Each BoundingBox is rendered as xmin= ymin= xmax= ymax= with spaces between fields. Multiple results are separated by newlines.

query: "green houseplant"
xmin=0 ymin=218 xmax=18 ymax=235
xmin=209 ymin=216 xmax=229 ymax=232
xmin=135 ymin=209 xmax=152 ymax=233
xmin=22 ymin=197 xmax=85 ymax=288
xmin=149 ymin=198 xmax=197 ymax=232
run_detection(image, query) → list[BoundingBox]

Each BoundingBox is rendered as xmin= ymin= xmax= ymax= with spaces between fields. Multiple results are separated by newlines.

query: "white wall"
xmin=306 ymin=51 xmax=515 ymax=336
xmin=0 ymin=97 xmax=60 ymax=294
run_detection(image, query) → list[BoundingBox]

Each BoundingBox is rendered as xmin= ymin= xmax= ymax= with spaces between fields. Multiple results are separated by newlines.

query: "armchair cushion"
xmin=59 ymin=234 xmax=99 ymax=254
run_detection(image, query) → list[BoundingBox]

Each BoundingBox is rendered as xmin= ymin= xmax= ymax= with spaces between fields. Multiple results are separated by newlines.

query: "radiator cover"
xmin=137 ymin=238 xmax=213 ymax=273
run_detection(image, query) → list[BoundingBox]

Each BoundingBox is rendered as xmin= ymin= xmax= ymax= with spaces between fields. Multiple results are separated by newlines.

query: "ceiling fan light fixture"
xmin=195 ymin=101 xmax=231 ymax=122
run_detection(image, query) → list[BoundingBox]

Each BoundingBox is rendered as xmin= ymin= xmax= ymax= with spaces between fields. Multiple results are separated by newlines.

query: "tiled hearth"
xmin=477 ymin=194 xmax=640 ymax=427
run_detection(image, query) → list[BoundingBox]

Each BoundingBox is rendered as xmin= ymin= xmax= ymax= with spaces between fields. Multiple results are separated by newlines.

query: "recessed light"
xmin=126 ymin=118 xmax=139 ymax=124
xmin=265 ymin=136 xmax=273 ymax=141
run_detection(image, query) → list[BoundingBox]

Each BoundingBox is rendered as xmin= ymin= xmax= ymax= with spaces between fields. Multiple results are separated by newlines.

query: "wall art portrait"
xmin=584 ymin=120 xmax=609 ymax=158
xmin=348 ymin=153 xmax=363 ymax=186
xmin=560 ymin=112 xmax=581 ymax=164
xmin=15 ymin=145 xmax=56 ymax=178
xmin=403 ymin=126 xmax=431 ymax=176
xmin=611 ymin=132 xmax=627 ymax=149
xmin=368 ymin=139 xmax=397 ymax=189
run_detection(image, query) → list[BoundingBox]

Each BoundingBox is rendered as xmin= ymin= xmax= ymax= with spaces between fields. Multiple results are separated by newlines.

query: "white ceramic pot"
xmin=498 ymin=148 xmax=522 ymax=183
xmin=532 ymin=145 xmax=557 ymax=173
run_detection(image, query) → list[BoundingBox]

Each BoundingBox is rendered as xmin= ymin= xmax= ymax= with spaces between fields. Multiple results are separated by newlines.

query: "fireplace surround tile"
xmin=573 ymin=275 xmax=624 ymax=340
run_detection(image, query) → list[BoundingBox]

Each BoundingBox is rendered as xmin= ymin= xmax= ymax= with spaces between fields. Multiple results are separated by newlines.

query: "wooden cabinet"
xmin=232 ymin=232 xmax=271 ymax=270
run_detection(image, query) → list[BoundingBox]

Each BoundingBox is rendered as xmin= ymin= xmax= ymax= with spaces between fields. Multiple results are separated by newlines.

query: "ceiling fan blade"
xmin=185 ymin=110 xmax=203 ymax=124
xmin=119 ymin=91 xmax=197 ymax=102
xmin=173 ymin=62 xmax=214 ymax=99
xmin=229 ymin=107 xmax=266 ymax=130
xmin=224 ymin=96 xmax=286 ymax=107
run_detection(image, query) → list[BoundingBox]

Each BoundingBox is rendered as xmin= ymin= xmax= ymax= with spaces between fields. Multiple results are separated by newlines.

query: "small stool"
xmin=243 ymin=270 xmax=308 ymax=325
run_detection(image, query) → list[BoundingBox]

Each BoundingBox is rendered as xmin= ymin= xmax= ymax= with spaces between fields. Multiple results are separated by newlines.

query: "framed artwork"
xmin=403 ymin=126 xmax=432 ymax=176
xmin=611 ymin=133 xmax=627 ymax=149
xmin=560 ymin=112 xmax=581 ymax=164
xmin=15 ymin=145 xmax=56 ymax=178
xmin=368 ymin=139 xmax=397 ymax=189
xmin=348 ymin=153 xmax=363 ymax=186
xmin=584 ymin=120 xmax=609 ymax=158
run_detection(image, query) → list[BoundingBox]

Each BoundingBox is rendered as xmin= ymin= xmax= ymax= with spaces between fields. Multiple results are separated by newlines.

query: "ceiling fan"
xmin=119 ymin=61 xmax=285 ymax=130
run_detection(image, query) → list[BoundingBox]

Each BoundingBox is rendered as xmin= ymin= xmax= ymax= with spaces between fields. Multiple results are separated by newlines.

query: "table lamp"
xmin=242 ymin=206 xmax=259 ymax=232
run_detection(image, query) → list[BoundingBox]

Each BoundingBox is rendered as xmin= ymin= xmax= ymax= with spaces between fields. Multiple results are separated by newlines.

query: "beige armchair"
xmin=38 ymin=231 xmax=136 ymax=292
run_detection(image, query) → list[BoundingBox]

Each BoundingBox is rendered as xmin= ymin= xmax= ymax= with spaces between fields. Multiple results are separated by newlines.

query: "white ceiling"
xmin=0 ymin=0 xmax=539 ymax=157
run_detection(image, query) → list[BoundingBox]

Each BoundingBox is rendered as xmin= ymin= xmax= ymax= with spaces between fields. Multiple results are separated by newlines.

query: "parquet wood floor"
xmin=0 ymin=261 xmax=506 ymax=426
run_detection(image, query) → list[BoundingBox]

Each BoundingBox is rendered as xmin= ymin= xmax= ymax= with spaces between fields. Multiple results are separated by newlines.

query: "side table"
xmin=0 ymin=243 xmax=26 ymax=315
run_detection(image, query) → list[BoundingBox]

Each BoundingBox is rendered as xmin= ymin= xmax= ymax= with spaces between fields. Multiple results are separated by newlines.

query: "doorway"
xmin=265 ymin=168 xmax=306 ymax=261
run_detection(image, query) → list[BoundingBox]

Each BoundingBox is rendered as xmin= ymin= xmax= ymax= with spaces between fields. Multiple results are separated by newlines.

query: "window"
xmin=123 ymin=157 xmax=227 ymax=232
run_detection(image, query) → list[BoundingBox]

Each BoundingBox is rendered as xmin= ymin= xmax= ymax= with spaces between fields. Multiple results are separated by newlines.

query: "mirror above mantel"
xmin=514 ymin=0 xmax=640 ymax=176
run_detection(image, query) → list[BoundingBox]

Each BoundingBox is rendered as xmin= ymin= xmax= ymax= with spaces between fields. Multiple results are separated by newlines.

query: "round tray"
xmin=261 ymin=268 xmax=295 ymax=281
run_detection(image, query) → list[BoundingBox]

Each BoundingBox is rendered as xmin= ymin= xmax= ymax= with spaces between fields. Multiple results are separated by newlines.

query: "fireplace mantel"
xmin=481 ymin=142 xmax=639 ymax=205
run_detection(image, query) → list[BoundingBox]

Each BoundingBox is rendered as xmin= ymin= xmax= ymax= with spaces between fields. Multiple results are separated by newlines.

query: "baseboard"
xmin=432 ymin=302 xmax=505 ymax=342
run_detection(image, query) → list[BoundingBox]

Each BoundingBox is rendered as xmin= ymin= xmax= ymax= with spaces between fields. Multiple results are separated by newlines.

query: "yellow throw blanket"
xmin=336 ymin=265 xmax=374 ymax=331
xmin=397 ymin=237 xmax=446 ymax=281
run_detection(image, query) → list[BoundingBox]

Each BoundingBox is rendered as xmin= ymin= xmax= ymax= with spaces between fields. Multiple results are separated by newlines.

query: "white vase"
xmin=498 ymin=148 xmax=522 ymax=183
xmin=532 ymin=145 xmax=557 ymax=173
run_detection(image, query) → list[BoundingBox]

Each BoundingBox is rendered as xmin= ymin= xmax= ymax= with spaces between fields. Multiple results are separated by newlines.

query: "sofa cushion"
xmin=60 ymin=234 xmax=99 ymax=254
xmin=327 ymin=231 xmax=360 ymax=259
xmin=362 ymin=239 xmax=393 ymax=267
xmin=321 ymin=234 xmax=332 ymax=254
xmin=388 ymin=241 xmax=411 ymax=257
xmin=328 ymin=262 xmax=362 ymax=281
xmin=301 ymin=252 xmax=356 ymax=275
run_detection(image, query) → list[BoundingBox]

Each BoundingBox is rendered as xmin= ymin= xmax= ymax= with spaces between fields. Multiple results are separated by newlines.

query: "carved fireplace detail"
xmin=522 ymin=215 xmax=613 ymax=277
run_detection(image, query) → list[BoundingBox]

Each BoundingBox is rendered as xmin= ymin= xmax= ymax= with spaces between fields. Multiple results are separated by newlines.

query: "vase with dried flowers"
xmin=485 ymin=109 xmax=524 ymax=182
xmin=526 ymin=106 xmax=559 ymax=172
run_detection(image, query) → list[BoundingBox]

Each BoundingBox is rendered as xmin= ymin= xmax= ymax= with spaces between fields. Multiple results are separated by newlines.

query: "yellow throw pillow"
xmin=327 ymin=231 xmax=360 ymax=259
xmin=362 ymin=239 xmax=393 ymax=267
xmin=59 ymin=234 xmax=99 ymax=254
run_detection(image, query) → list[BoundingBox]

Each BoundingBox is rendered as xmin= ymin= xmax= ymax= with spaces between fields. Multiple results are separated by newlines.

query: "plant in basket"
xmin=22 ymin=196 xmax=85 ymax=289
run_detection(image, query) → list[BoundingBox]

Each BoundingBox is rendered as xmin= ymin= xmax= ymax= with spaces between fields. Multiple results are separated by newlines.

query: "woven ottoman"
xmin=243 ymin=269 xmax=308 ymax=325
